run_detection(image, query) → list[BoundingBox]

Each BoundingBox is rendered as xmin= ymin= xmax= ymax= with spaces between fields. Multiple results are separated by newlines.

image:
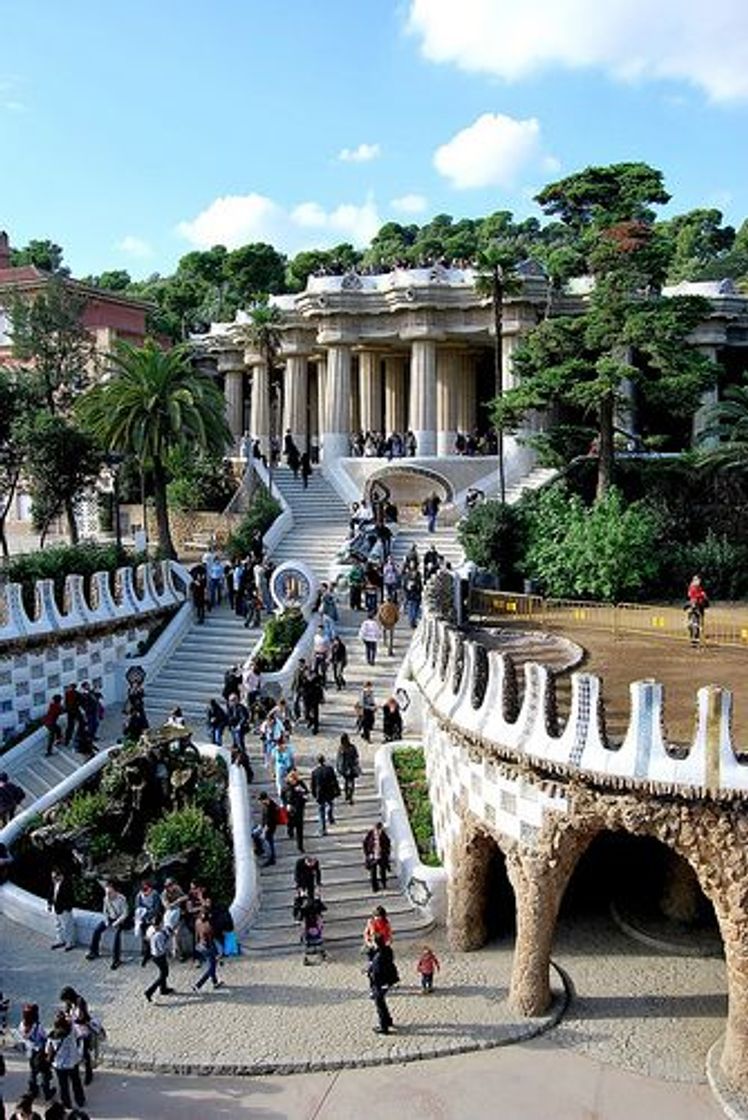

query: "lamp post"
xmin=104 ymin=452 xmax=125 ymax=555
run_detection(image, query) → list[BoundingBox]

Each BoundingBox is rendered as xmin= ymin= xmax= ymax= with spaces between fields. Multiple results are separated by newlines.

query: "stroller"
xmin=294 ymin=890 xmax=327 ymax=964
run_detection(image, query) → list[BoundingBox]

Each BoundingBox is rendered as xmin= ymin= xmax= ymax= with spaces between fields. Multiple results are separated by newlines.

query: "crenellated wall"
xmin=0 ymin=560 xmax=190 ymax=743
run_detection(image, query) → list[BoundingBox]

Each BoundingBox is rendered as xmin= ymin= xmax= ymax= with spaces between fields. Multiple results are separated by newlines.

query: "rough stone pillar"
xmin=384 ymin=355 xmax=407 ymax=434
xmin=693 ymin=345 xmax=720 ymax=447
xmin=249 ymin=360 xmax=270 ymax=456
xmin=437 ymin=349 xmax=461 ymax=456
xmin=456 ymin=352 xmax=476 ymax=434
xmin=322 ymin=344 xmax=352 ymax=462
xmin=282 ymin=353 xmax=308 ymax=451
xmin=715 ymin=894 xmax=748 ymax=1091
xmin=408 ymin=338 xmax=437 ymax=456
xmin=447 ymin=829 xmax=496 ymax=951
xmin=359 ymin=351 xmax=383 ymax=434
xmin=660 ymin=851 xmax=702 ymax=924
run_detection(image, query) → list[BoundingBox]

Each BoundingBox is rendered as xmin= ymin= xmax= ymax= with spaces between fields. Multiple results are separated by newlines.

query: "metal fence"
xmin=470 ymin=589 xmax=748 ymax=649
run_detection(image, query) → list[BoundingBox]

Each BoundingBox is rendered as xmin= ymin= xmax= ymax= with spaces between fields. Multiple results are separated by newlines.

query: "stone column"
xmin=456 ymin=352 xmax=476 ymax=434
xmin=315 ymin=356 xmax=327 ymax=450
xmin=359 ymin=351 xmax=383 ymax=434
xmin=408 ymin=338 xmax=437 ymax=456
xmin=447 ymin=828 xmax=496 ymax=950
xmin=322 ymin=344 xmax=352 ymax=462
xmin=714 ymin=885 xmax=748 ymax=1092
xmin=282 ymin=353 xmax=308 ymax=450
xmin=384 ymin=355 xmax=407 ymax=434
xmin=502 ymin=333 xmax=521 ymax=392
xmin=437 ymin=349 xmax=461 ymax=456
xmin=249 ymin=359 xmax=270 ymax=456
xmin=693 ymin=345 xmax=720 ymax=446
xmin=219 ymin=357 xmax=245 ymax=447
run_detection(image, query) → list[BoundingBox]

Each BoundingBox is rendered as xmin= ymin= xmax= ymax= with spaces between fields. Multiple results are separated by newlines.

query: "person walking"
xmin=360 ymin=682 xmax=377 ymax=743
xmin=382 ymin=696 xmax=403 ymax=743
xmin=270 ymin=736 xmax=296 ymax=798
xmin=58 ymin=986 xmax=95 ymax=1088
xmin=423 ymin=492 xmax=441 ymax=533
xmin=300 ymin=451 xmax=312 ymax=489
xmin=363 ymin=822 xmax=391 ymax=893
xmin=254 ymin=791 xmax=279 ymax=865
xmin=336 ymin=733 xmax=360 ymax=805
xmin=358 ymin=613 xmax=382 ymax=666
xmin=144 ymin=914 xmax=175 ymax=1002
xmin=134 ymin=880 xmax=162 ymax=966
xmin=63 ymin=683 xmax=85 ymax=748
xmin=282 ymin=768 xmax=309 ymax=853
xmin=302 ymin=663 xmax=324 ymax=735
xmin=310 ymin=754 xmax=340 ymax=836
xmin=47 ymin=867 xmax=75 ymax=951
xmin=226 ymin=694 xmax=250 ymax=752
xmin=367 ymin=934 xmax=399 ymax=1035
xmin=416 ymin=945 xmax=441 ymax=993
xmin=208 ymin=556 xmax=224 ymax=609
xmin=205 ymin=698 xmax=228 ymax=746
xmin=46 ymin=1014 xmax=85 ymax=1110
xmin=403 ymin=569 xmax=423 ymax=629
xmin=192 ymin=909 xmax=223 ymax=993
xmin=85 ymin=880 xmax=128 ymax=970
xmin=330 ymin=635 xmax=348 ymax=690
xmin=191 ymin=571 xmax=207 ymax=624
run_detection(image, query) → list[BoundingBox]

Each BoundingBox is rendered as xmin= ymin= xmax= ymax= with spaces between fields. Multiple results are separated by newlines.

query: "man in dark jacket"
xmin=294 ymin=854 xmax=322 ymax=899
xmin=0 ymin=771 xmax=25 ymax=826
xmin=367 ymin=934 xmax=399 ymax=1034
xmin=48 ymin=867 xmax=76 ymax=950
xmin=302 ymin=665 xmax=324 ymax=735
xmin=254 ymin=791 xmax=279 ymax=865
xmin=363 ymin=822 xmax=392 ymax=893
xmin=310 ymin=755 xmax=340 ymax=836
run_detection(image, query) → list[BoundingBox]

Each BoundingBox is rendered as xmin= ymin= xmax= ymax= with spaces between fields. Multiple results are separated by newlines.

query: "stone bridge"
xmin=398 ymin=571 xmax=748 ymax=1091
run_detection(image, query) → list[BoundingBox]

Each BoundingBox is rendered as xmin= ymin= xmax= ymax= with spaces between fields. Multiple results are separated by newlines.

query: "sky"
xmin=1 ymin=0 xmax=747 ymax=279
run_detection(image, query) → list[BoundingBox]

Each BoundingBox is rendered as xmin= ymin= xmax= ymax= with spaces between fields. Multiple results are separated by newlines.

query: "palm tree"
xmin=698 ymin=380 xmax=748 ymax=473
xmin=474 ymin=245 xmax=525 ymax=503
xmin=77 ymin=340 xmax=230 ymax=558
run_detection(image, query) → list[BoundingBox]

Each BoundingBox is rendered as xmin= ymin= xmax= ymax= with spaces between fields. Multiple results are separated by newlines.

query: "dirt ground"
xmin=477 ymin=618 xmax=748 ymax=748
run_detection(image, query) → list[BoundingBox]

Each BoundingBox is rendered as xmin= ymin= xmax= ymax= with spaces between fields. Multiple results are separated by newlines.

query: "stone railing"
xmin=402 ymin=570 xmax=748 ymax=799
xmin=0 ymin=560 xmax=190 ymax=744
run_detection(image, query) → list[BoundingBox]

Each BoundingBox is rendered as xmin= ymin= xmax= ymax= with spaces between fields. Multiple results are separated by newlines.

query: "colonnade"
xmin=221 ymin=340 xmax=501 ymax=461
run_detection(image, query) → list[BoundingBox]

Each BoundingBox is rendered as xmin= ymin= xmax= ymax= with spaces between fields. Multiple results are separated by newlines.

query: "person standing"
xmin=48 ymin=867 xmax=75 ymax=951
xmin=144 ymin=914 xmax=174 ymax=1002
xmin=254 ymin=791 xmax=279 ymax=865
xmin=134 ymin=880 xmax=162 ymax=966
xmin=423 ymin=492 xmax=441 ymax=533
xmin=294 ymin=854 xmax=322 ymax=900
xmin=330 ymin=635 xmax=348 ymax=690
xmin=302 ymin=663 xmax=324 ymax=735
xmin=191 ymin=571 xmax=207 ymax=624
xmin=300 ymin=451 xmax=312 ymax=489
xmin=17 ymin=1004 xmax=54 ymax=1103
xmin=363 ymin=822 xmax=392 ymax=893
xmin=63 ymin=683 xmax=85 ymax=748
xmin=348 ymin=559 xmax=365 ymax=611
xmin=85 ymin=880 xmax=128 ymax=970
xmin=208 ymin=556 xmax=224 ymax=609
xmin=416 ymin=945 xmax=441 ymax=993
xmin=367 ymin=934 xmax=399 ymax=1035
xmin=310 ymin=754 xmax=340 ymax=836
xmin=336 ymin=733 xmax=360 ymax=805
xmin=360 ymin=682 xmax=377 ymax=743
xmin=358 ymin=613 xmax=382 ymax=666
xmin=226 ymin=694 xmax=250 ymax=752
xmin=403 ymin=568 xmax=423 ymax=629
xmin=79 ymin=682 xmax=103 ymax=743
xmin=42 ymin=694 xmax=64 ymax=756
xmin=205 ymin=698 xmax=228 ymax=746
xmin=46 ymin=1014 xmax=85 ymax=1110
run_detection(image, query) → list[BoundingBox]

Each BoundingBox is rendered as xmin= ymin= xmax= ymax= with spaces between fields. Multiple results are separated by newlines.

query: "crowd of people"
xmin=189 ymin=537 xmax=275 ymax=629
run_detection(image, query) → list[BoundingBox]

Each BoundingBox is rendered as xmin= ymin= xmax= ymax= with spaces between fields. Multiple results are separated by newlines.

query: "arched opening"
xmin=365 ymin=466 xmax=453 ymax=517
xmin=558 ymin=831 xmax=721 ymax=956
xmin=484 ymin=843 xmax=516 ymax=942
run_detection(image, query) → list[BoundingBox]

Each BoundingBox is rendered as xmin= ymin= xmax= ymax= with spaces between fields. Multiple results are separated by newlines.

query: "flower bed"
xmin=391 ymin=747 xmax=441 ymax=868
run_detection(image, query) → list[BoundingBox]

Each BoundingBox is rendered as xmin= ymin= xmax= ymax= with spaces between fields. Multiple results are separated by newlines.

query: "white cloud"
xmin=338 ymin=142 xmax=381 ymax=163
xmin=434 ymin=113 xmax=548 ymax=189
xmin=177 ymin=193 xmax=382 ymax=253
xmin=117 ymin=234 xmax=153 ymax=258
xmin=391 ymin=193 xmax=429 ymax=214
xmin=407 ymin=0 xmax=748 ymax=102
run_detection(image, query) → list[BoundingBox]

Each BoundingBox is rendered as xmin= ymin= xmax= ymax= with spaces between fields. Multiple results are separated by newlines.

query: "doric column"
xmin=316 ymin=356 xmax=327 ymax=450
xmin=218 ymin=354 xmax=245 ymax=446
xmin=502 ymin=333 xmax=521 ymax=392
xmin=322 ymin=344 xmax=351 ymax=462
xmin=692 ymin=345 xmax=720 ymax=446
xmin=456 ymin=353 xmax=476 ymax=434
xmin=249 ymin=359 xmax=270 ymax=455
xmin=437 ymin=349 xmax=461 ymax=456
xmin=282 ymin=353 xmax=308 ymax=450
xmin=408 ymin=339 xmax=437 ymax=456
xmin=384 ymin=356 xmax=407 ymax=433
xmin=359 ymin=351 xmax=383 ymax=434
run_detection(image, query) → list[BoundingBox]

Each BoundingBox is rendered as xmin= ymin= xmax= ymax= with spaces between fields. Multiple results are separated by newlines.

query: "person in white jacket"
xmin=358 ymin=613 xmax=383 ymax=666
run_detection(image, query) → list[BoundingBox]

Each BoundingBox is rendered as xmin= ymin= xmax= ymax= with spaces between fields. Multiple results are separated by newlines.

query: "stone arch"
xmin=365 ymin=464 xmax=454 ymax=509
xmin=447 ymin=822 xmax=515 ymax=952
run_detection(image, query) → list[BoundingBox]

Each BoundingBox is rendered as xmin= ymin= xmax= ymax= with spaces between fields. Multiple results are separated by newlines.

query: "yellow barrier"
xmin=469 ymin=590 xmax=748 ymax=650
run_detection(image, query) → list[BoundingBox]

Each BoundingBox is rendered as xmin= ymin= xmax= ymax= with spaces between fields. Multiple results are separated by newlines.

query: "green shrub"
xmin=166 ymin=450 xmax=237 ymax=513
xmin=56 ymin=790 xmax=110 ymax=832
xmin=146 ymin=805 xmax=233 ymax=902
xmin=458 ymin=500 xmax=526 ymax=586
xmin=226 ymin=488 xmax=281 ymax=561
xmin=2 ymin=542 xmax=142 ymax=616
xmin=672 ymin=531 xmax=748 ymax=600
xmin=523 ymin=484 xmax=664 ymax=602
xmin=392 ymin=748 xmax=441 ymax=868
xmin=257 ymin=608 xmax=306 ymax=671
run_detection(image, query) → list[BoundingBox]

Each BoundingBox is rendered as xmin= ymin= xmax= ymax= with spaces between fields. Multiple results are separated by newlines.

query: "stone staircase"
xmin=146 ymin=604 xmax=262 ymax=727
xmin=270 ymin=466 xmax=350 ymax=582
xmin=8 ymin=743 xmax=82 ymax=805
xmin=504 ymin=465 xmax=557 ymax=504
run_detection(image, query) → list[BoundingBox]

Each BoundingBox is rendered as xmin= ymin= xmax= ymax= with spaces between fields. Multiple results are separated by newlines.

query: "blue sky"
xmin=1 ymin=0 xmax=747 ymax=278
